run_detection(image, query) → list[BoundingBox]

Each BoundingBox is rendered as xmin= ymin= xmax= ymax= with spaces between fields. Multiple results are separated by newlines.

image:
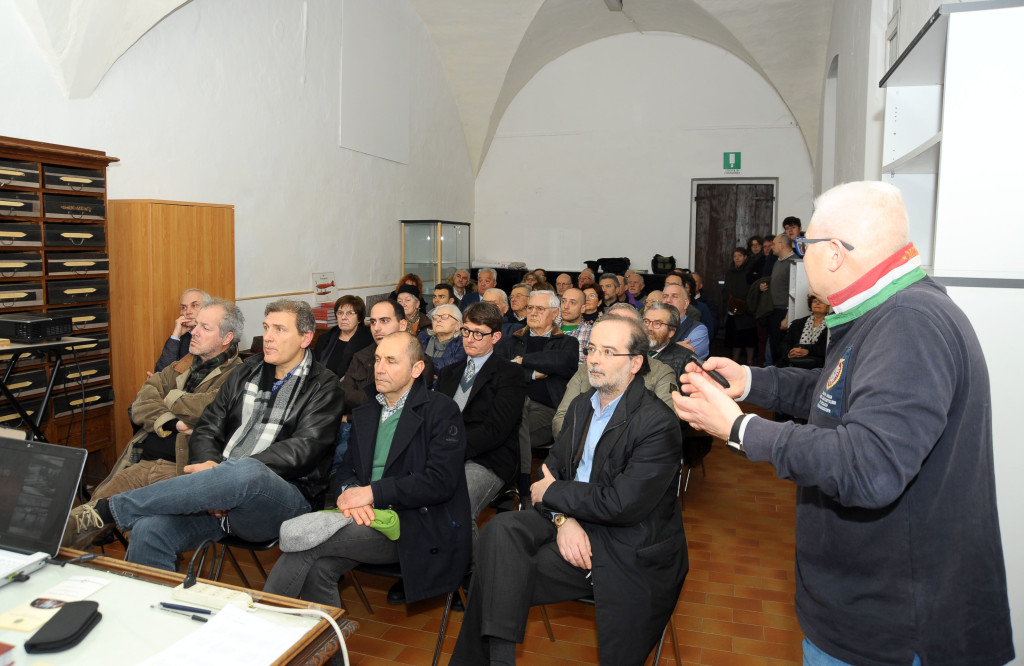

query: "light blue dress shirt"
xmin=575 ymin=390 xmax=624 ymax=483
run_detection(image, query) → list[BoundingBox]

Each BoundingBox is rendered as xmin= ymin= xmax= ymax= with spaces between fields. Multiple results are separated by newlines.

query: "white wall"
xmin=0 ymin=0 xmax=474 ymax=344
xmin=474 ymin=32 xmax=814 ymax=273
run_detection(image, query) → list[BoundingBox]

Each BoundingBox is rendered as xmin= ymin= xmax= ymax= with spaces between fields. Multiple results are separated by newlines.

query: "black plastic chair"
xmin=346 ymin=562 xmax=463 ymax=666
xmin=211 ymin=535 xmax=280 ymax=588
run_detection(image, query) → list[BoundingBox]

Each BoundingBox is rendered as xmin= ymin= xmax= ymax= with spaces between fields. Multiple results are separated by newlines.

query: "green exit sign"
xmin=723 ymin=152 xmax=741 ymax=171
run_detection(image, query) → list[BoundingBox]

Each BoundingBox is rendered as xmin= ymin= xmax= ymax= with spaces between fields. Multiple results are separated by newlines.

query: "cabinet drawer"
xmin=0 ymin=281 xmax=44 ymax=308
xmin=1 ymin=367 xmax=49 ymax=397
xmin=0 ymin=252 xmax=43 ymax=277
xmin=0 ymin=398 xmax=44 ymax=427
xmin=0 ymin=222 xmax=42 ymax=247
xmin=0 ymin=191 xmax=40 ymax=218
xmin=55 ymin=357 xmax=110 ymax=388
xmin=47 ymin=252 xmax=108 ymax=276
xmin=61 ymin=332 xmax=109 ymax=357
xmin=0 ymin=160 xmax=40 ymax=189
xmin=52 ymin=384 xmax=113 ymax=418
xmin=42 ymin=165 xmax=105 ymax=193
xmin=44 ymin=223 xmax=105 ymax=248
xmin=43 ymin=194 xmax=105 ymax=221
xmin=46 ymin=278 xmax=109 ymax=305
xmin=62 ymin=305 xmax=109 ymax=331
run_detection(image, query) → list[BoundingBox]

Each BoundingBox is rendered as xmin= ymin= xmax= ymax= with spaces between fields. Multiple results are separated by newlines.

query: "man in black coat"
xmin=452 ymin=316 xmax=687 ymax=665
xmin=437 ymin=303 xmax=525 ymax=538
xmin=496 ymin=290 xmax=579 ymax=496
xmin=264 ymin=331 xmax=471 ymax=608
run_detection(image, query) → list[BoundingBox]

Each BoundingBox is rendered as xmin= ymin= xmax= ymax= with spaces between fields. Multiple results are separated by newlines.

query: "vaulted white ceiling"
xmin=13 ymin=0 xmax=834 ymax=172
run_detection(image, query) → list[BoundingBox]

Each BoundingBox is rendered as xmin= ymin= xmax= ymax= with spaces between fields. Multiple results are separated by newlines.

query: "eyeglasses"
xmin=642 ymin=319 xmax=675 ymax=331
xmin=795 ymin=237 xmax=855 ymax=257
xmin=525 ymin=305 xmax=551 ymax=313
xmin=337 ymin=310 xmax=358 ymax=318
xmin=460 ymin=327 xmax=495 ymax=340
xmin=585 ymin=346 xmax=638 ymax=360
xmin=433 ymin=313 xmax=458 ymax=322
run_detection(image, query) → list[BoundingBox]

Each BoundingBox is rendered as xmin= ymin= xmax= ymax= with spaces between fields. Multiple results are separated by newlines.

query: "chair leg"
xmin=433 ymin=589 xmax=461 ymax=666
xmin=247 ymin=548 xmax=269 ymax=581
xmin=668 ymin=615 xmax=680 ymax=665
xmin=539 ymin=604 xmax=555 ymax=642
xmin=216 ymin=546 xmax=251 ymax=588
xmin=348 ymin=571 xmax=374 ymax=615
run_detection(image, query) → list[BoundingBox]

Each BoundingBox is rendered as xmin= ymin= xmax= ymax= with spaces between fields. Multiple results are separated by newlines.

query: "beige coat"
xmin=94 ymin=352 xmax=242 ymax=496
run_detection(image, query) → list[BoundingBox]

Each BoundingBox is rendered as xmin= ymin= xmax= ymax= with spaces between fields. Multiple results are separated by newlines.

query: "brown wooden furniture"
xmin=107 ymin=200 xmax=234 ymax=451
xmin=0 ymin=136 xmax=118 ymax=481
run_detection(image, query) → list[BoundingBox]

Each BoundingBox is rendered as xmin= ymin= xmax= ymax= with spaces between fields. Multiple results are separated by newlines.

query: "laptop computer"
xmin=0 ymin=436 xmax=87 ymax=587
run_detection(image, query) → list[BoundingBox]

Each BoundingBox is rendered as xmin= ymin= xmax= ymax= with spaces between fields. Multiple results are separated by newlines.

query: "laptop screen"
xmin=0 ymin=437 xmax=86 ymax=556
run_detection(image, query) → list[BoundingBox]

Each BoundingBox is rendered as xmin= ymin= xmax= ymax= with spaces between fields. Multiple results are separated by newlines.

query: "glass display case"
xmin=400 ymin=220 xmax=470 ymax=295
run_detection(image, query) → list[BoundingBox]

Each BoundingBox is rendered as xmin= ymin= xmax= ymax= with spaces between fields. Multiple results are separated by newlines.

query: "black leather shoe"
xmin=386 ymin=580 xmax=406 ymax=605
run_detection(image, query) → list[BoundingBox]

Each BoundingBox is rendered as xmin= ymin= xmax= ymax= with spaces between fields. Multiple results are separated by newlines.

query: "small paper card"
xmin=0 ymin=576 xmax=108 ymax=632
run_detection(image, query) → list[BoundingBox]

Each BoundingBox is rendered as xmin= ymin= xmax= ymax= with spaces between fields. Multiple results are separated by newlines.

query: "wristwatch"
xmin=727 ymin=414 xmax=748 ymax=457
xmin=551 ymin=512 xmax=568 ymax=527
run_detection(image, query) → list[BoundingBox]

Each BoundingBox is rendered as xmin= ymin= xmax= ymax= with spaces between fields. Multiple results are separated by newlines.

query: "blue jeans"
xmin=803 ymin=639 xmax=921 ymax=666
xmin=109 ymin=458 xmax=311 ymax=571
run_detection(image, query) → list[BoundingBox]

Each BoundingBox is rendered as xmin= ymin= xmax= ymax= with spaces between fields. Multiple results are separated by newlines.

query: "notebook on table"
xmin=0 ymin=436 xmax=86 ymax=587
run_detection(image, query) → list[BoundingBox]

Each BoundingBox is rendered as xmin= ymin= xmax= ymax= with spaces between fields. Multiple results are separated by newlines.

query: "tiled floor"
xmin=101 ymin=427 xmax=803 ymax=665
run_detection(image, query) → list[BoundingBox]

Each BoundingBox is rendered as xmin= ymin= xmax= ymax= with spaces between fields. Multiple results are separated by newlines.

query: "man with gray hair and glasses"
xmin=63 ymin=299 xmax=344 ymax=571
xmin=155 ymin=287 xmax=212 ymax=371
xmin=497 ymin=290 xmax=579 ymax=497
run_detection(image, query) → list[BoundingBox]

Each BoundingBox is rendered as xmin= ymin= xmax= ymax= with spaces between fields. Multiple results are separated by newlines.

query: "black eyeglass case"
xmin=24 ymin=600 xmax=102 ymax=653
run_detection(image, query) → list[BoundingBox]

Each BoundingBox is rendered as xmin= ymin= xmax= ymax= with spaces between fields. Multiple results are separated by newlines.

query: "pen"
xmin=152 ymin=604 xmax=208 ymax=623
xmin=159 ymin=602 xmax=212 ymax=615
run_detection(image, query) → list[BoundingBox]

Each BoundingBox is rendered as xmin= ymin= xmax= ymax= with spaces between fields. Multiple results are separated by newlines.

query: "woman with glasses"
xmin=418 ymin=303 xmax=467 ymax=381
xmin=581 ymin=284 xmax=602 ymax=323
xmin=312 ymin=294 xmax=373 ymax=379
xmin=723 ymin=246 xmax=757 ymax=365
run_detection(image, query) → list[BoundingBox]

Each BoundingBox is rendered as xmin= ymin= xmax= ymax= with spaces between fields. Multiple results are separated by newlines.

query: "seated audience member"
xmin=66 ymin=300 xmax=344 ymax=571
xmin=643 ymin=289 xmax=663 ymax=312
xmin=522 ymin=271 xmax=540 ymax=288
xmin=497 ymin=290 xmax=579 ymax=496
xmin=64 ymin=299 xmax=244 ymax=548
xmin=451 ymin=268 xmax=473 ymax=306
xmin=433 ymin=283 xmax=455 ymax=307
xmin=552 ymin=304 xmax=676 ymax=436
xmin=577 ymin=268 xmax=596 ymax=289
xmin=155 ymin=288 xmax=212 ymax=372
xmin=626 ymin=272 xmax=646 ymax=302
xmin=678 ymin=272 xmax=713 ymax=338
xmin=396 ymin=285 xmax=428 ymax=335
xmin=554 ymin=273 xmax=573 ymax=296
xmin=387 ymin=273 xmax=427 ymax=315
xmin=506 ymin=283 xmax=531 ymax=328
xmin=616 ymin=274 xmax=640 ymax=308
xmin=534 ymin=280 xmax=555 ymax=293
xmin=662 ymin=284 xmax=710 ymax=357
xmin=264 ymin=332 xmax=471 ymax=609
xmin=312 ymin=295 xmax=373 ymax=379
xmin=598 ymin=273 xmax=619 ymax=314
xmin=460 ymin=268 xmax=496 ymax=311
xmin=644 ymin=302 xmax=690 ymax=381
xmin=780 ymin=295 xmax=829 ymax=369
xmin=533 ymin=268 xmax=547 ymax=283
xmin=559 ymin=288 xmax=592 ymax=364
xmin=419 ymin=303 xmax=467 ymax=376
xmin=482 ymin=287 xmax=523 ymax=337
xmin=452 ymin=315 xmax=687 ymax=665
xmin=437 ymin=303 xmax=526 ymax=540
xmin=665 ymin=273 xmax=702 ymax=322
xmin=581 ymin=284 xmax=601 ymax=323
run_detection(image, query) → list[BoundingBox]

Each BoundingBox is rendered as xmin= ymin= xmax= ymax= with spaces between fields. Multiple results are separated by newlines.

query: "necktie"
xmin=460 ymin=359 xmax=476 ymax=392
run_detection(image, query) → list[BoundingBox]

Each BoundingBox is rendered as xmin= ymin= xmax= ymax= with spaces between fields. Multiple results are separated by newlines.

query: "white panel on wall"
xmin=339 ymin=0 xmax=410 ymax=164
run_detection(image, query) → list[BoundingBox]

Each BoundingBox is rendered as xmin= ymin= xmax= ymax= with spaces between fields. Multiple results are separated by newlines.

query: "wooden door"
xmin=693 ymin=183 xmax=775 ymax=330
xmin=195 ymin=205 xmax=235 ymax=301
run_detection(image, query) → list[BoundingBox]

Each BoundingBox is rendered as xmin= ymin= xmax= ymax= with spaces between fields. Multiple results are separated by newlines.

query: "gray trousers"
xmin=465 ymin=460 xmax=504 ymax=542
xmin=263 ymin=523 xmax=398 ymax=609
